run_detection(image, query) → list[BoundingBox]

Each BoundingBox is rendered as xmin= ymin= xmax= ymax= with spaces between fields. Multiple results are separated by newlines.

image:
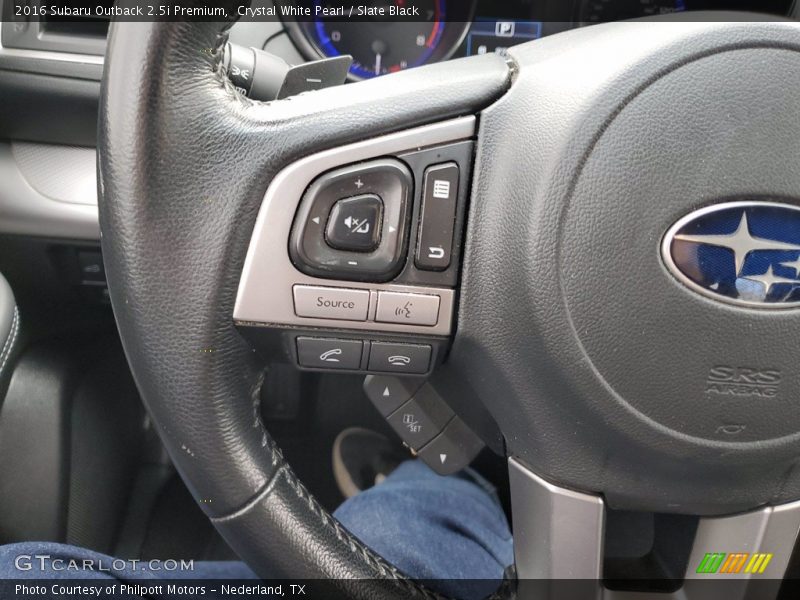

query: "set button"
xmin=386 ymin=385 xmax=454 ymax=450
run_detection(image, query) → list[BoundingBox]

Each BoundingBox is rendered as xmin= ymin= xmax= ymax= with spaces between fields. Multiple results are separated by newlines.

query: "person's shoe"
xmin=332 ymin=427 xmax=409 ymax=499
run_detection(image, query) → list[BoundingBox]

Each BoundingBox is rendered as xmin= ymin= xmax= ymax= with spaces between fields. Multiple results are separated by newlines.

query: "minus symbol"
xmin=306 ymin=78 xmax=322 ymax=83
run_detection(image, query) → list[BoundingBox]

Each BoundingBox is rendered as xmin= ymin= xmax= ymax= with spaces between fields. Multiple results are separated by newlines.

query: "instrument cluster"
xmin=284 ymin=0 xmax=795 ymax=80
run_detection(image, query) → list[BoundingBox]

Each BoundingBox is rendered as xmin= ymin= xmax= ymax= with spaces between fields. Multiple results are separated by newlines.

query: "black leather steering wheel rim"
xmin=99 ymin=9 xmax=800 ymax=594
xmin=97 ymin=15 xmax=511 ymax=595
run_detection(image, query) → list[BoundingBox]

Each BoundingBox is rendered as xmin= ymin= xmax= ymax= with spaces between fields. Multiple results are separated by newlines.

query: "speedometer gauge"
xmin=580 ymin=0 xmax=686 ymax=23
xmin=314 ymin=1 xmax=444 ymax=79
xmin=287 ymin=1 xmax=475 ymax=80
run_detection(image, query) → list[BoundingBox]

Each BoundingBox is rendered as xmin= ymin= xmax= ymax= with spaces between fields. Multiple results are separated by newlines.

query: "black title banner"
xmin=4 ymin=0 xmax=487 ymax=22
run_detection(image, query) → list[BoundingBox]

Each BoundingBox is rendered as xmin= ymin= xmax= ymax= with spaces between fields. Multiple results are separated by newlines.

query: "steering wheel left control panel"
xmin=234 ymin=117 xmax=476 ymax=378
xmin=234 ymin=117 xmax=483 ymax=474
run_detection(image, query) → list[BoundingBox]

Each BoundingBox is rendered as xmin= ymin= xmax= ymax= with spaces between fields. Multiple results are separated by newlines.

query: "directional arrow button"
xmin=417 ymin=416 xmax=485 ymax=476
xmin=362 ymin=375 xmax=425 ymax=417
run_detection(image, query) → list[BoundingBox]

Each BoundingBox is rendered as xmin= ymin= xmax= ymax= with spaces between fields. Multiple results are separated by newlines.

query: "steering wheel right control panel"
xmin=234 ymin=117 xmax=483 ymax=474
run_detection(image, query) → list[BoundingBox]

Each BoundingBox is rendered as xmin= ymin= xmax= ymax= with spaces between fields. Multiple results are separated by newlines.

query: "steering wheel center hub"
xmin=561 ymin=46 xmax=800 ymax=444
xmin=455 ymin=22 xmax=800 ymax=513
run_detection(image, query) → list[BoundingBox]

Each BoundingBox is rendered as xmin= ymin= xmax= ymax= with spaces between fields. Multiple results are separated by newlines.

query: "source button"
xmin=293 ymin=285 xmax=369 ymax=321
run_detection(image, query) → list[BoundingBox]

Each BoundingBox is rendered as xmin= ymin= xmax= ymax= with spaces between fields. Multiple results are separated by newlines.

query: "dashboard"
xmin=0 ymin=0 xmax=797 ymax=242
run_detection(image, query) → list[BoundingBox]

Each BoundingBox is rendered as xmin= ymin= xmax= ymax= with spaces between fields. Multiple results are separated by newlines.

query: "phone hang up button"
xmin=368 ymin=342 xmax=432 ymax=375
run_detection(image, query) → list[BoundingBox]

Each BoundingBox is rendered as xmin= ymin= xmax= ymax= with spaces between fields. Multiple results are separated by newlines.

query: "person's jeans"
xmin=0 ymin=461 xmax=513 ymax=600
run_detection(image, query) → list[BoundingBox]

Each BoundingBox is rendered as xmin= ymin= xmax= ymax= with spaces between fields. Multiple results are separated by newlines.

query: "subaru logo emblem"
xmin=662 ymin=202 xmax=800 ymax=308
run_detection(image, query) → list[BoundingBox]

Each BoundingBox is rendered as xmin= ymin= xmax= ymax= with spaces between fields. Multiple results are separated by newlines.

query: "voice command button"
xmin=375 ymin=291 xmax=440 ymax=326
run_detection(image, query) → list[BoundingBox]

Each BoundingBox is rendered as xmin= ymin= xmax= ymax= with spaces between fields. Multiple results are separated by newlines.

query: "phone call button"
xmin=297 ymin=337 xmax=363 ymax=370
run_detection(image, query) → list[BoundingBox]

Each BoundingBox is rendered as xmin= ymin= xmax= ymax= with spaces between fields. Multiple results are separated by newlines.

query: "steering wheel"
xmin=98 ymin=13 xmax=800 ymax=598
